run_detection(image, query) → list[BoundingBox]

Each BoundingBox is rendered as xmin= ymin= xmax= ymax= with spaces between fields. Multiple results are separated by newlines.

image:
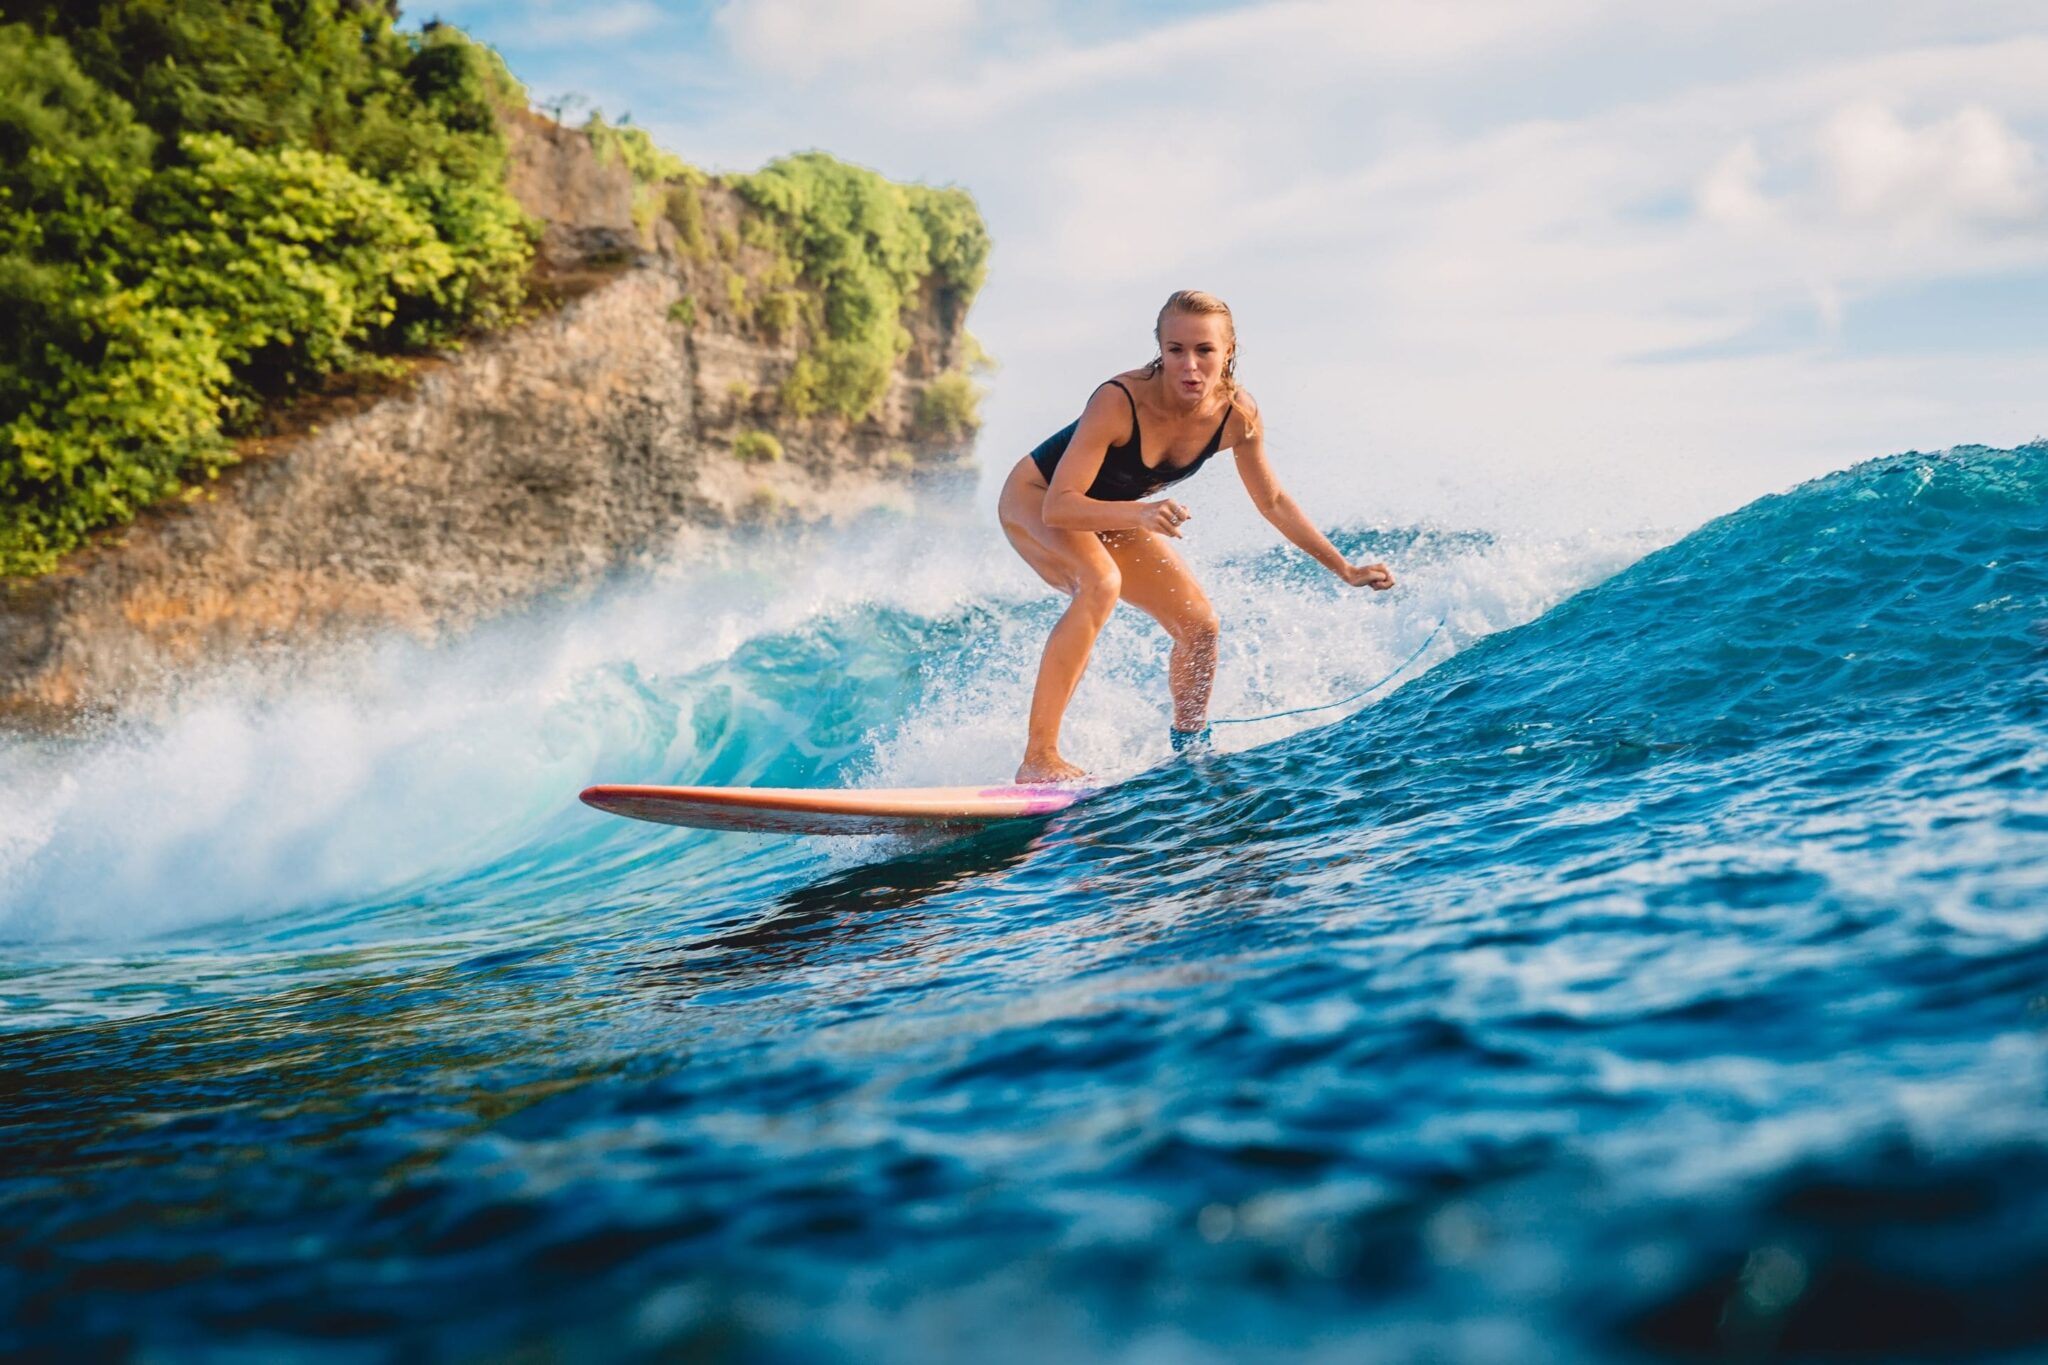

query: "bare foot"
xmin=1015 ymin=751 xmax=1089 ymax=784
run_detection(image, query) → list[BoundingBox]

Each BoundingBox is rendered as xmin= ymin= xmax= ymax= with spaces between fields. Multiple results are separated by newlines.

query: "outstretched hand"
xmin=1339 ymin=560 xmax=1396 ymax=590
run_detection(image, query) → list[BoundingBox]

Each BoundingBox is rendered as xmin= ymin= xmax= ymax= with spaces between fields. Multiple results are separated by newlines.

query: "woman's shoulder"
xmin=1100 ymin=369 xmax=1153 ymax=400
xmin=1070 ymin=374 xmax=1140 ymax=440
xmin=1082 ymin=373 xmax=1145 ymax=417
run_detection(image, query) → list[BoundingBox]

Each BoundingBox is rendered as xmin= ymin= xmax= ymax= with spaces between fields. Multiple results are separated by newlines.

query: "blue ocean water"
xmin=1 ymin=443 xmax=2044 ymax=1361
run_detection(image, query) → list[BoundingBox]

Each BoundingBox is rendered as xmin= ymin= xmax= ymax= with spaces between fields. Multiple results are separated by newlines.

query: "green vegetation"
xmin=585 ymin=111 xmax=703 ymax=251
xmin=558 ymin=123 xmax=994 ymax=421
xmin=755 ymin=289 xmax=805 ymax=339
xmin=723 ymin=268 xmax=752 ymax=321
xmin=0 ymin=4 xmax=532 ymax=576
xmin=732 ymin=430 xmax=783 ymax=464
xmin=0 ymin=6 xmax=993 ymax=578
xmin=959 ymin=331 xmax=998 ymax=374
xmin=583 ymin=112 xmax=693 ymax=186
xmin=727 ymin=152 xmax=990 ymax=422
xmin=664 ymin=184 xmax=708 ymax=259
xmin=918 ymin=370 xmax=984 ymax=439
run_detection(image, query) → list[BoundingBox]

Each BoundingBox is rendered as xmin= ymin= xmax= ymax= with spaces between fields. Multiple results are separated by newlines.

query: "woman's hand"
xmin=1339 ymin=560 xmax=1395 ymax=590
xmin=1138 ymin=498 xmax=1193 ymax=538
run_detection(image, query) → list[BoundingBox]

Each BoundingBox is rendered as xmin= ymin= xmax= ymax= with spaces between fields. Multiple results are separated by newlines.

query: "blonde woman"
xmin=998 ymin=290 xmax=1397 ymax=783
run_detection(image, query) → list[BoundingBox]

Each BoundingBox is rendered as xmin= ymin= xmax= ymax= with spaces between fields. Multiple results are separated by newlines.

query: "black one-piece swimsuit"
xmin=1029 ymin=379 xmax=1231 ymax=502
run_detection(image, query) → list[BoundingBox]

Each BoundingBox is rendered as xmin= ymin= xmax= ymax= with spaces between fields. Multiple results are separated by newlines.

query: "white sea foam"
xmin=0 ymin=494 xmax=1663 ymax=945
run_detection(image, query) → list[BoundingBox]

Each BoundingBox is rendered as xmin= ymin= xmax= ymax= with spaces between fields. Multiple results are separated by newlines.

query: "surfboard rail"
xmin=579 ymin=782 xmax=1093 ymax=835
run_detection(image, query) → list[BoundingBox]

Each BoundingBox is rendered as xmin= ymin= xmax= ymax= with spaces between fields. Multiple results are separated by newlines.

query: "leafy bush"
xmin=733 ymin=430 xmax=783 ymax=464
xmin=584 ymin=112 xmax=693 ymax=186
xmin=667 ymin=296 xmax=697 ymax=328
xmin=756 ymin=289 xmax=805 ymax=340
xmin=0 ymin=22 xmax=152 ymax=396
xmin=0 ymin=289 xmax=233 ymax=573
xmin=958 ymin=331 xmax=998 ymax=374
xmin=729 ymin=152 xmax=991 ymax=422
xmin=918 ymin=370 xmax=983 ymax=439
xmin=0 ymin=6 xmax=533 ymax=576
xmin=586 ymin=112 xmax=701 ymax=248
xmin=145 ymin=134 xmax=458 ymax=391
xmin=664 ymin=184 xmax=708 ymax=258
xmin=781 ymin=341 xmax=893 ymax=422
xmin=386 ymin=165 xmax=530 ymax=338
xmin=906 ymin=185 xmax=991 ymax=299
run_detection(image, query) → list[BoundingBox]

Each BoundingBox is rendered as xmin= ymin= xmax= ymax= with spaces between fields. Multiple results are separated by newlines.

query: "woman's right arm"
xmin=1042 ymin=387 xmax=1188 ymax=536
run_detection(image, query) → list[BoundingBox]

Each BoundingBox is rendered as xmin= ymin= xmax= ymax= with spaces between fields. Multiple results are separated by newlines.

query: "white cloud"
xmin=1698 ymin=139 xmax=1772 ymax=227
xmin=713 ymin=0 xmax=979 ymax=81
xmin=1820 ymin=101 xmax=2044 ymax=227
xmin=899 ymin=0 xmax=1614 ymax=124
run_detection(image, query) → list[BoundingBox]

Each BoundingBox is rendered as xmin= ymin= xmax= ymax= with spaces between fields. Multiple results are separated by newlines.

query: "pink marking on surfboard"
xmin=973 ymin=785 xmax=1094 ymax=813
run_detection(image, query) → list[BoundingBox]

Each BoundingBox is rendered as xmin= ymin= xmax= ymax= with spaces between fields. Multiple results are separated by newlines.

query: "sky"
xmin=411 ymin=0 xmax=2048 ymax=532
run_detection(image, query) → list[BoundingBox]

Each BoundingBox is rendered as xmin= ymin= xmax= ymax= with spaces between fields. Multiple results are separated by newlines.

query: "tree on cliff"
xmin=0 ymin=2 xmax=532 ymax=576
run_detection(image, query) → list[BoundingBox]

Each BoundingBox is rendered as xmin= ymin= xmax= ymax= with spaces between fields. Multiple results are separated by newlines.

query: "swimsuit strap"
xmin=1102 ymin=379 xmax=1141 ymax=458
xmin=1204 ymin=401 xmax=1231 ymax=456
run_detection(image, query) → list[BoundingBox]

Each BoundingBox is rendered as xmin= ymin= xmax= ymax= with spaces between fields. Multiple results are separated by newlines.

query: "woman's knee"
xmin=1175 ymin=605 xmax=1222 ymax=648
xmin=1074 ymin=565 xmax=1122 ymax=620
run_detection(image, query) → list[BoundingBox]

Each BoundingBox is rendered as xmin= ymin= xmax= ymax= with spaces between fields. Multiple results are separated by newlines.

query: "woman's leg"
xmin=1101 ymin=529 xmax=1222 ymax=732
xmin=998 ymin=460 xmax=1122 ymax=782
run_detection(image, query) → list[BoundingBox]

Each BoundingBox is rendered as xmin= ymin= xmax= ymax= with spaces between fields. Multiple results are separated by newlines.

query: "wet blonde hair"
xmin=1143 ymin=288 xmax=1257 ymax=439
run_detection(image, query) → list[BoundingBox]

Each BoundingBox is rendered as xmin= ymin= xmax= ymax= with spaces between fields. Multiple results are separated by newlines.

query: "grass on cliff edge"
xmin=0 ymin=3 xmax=532 ymax=578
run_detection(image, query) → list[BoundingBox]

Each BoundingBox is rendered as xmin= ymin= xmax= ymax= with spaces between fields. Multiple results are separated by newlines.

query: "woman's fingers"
xmin=1145 ymin=499 xmax=1192 ymax=537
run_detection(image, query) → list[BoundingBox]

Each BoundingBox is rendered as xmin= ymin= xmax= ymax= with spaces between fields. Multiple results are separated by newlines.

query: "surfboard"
xmin=579 ymin=782 xmax=1094 ymax=836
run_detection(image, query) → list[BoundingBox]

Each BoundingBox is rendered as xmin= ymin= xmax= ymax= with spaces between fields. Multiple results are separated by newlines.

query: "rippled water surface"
xmin=3 ymin=444 xmax=2046 ymax=1361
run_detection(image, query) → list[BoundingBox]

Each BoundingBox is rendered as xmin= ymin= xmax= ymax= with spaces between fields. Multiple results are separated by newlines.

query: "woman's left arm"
xmin=1231 ymin=397 xmax=1395 ymax=591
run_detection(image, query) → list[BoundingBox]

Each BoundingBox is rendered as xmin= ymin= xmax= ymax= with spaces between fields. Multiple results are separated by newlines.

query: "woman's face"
xmin=1158 ymin=311 xmax=1233 ymax=407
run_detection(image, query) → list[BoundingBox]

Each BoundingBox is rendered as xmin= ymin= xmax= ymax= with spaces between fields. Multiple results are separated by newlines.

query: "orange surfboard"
xmin=579 ymin=783 xmax=1094 ymax=836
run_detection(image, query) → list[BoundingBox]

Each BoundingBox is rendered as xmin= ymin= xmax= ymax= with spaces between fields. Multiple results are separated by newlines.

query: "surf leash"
xmin=1210 ymin=609 xmax=1451 ymax=728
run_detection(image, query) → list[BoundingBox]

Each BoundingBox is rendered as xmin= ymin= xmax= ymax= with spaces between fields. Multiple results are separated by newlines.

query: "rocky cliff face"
xmin=0 ymin=115 xmax=978 ymax=727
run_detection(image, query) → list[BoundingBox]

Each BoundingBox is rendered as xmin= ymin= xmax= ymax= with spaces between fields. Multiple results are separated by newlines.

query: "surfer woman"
xmin=999 ymin=289 xmax=1397 ymax=784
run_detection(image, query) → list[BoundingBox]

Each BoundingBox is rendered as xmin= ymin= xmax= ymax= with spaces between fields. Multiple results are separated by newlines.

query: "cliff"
xmin=0 ymin=113 xmax=982 ymax=727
